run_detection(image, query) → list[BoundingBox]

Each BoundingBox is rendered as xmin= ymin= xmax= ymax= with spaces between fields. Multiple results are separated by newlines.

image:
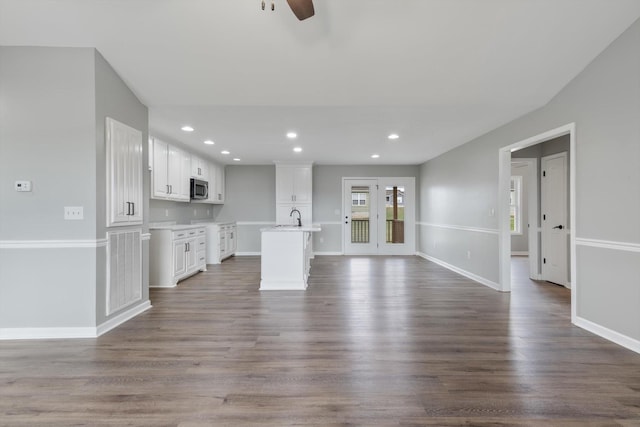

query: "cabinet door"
xmin=127 ymin=126 xmax=143 ymax=223
xmin=173 ymin=240 xmax=187 ymax=277
xmin=106 ymin=117 xmax=143 ymax=226
xmin=185 ymin=237 xmax=198 ymax=272
xmin=276 ymin=167 xmax=295 ymax=202
xmin=215 ymin=163 xmax=225 ymax=203
xmin=178 ymin=148 xmax=192 ymax=201
xmin=229 ymin=226 xmax=237 ymax=254
xmin=166 ymin=144 xmax=181 ymax=199
xmin=292 ymin=166 xmax=312 ymax=203
xmin=107 ymin=229 xmax=142 ymax=315
xmin=191 ymin=155 xmax=208 ymax=179
xmin=152 ymin=138 xmax=170 ymax=199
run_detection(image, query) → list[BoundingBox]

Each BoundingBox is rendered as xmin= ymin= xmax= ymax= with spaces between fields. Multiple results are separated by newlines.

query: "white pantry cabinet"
xmin=275 ymin=163 xmax=312 ymax=225
xmin=150 ymin=137 xmax=190 ymax=202
xmin=106 ymin=117 xmax=143 ymax=227
xmin=150 ymin=226 xmax=207 ymax=287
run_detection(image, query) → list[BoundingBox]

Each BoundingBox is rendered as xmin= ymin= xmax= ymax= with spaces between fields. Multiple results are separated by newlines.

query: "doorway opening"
xmin=498 ymin=123 xmax=576 ymax=322
xmin=342 ymin=177 xmax=415 ymax=255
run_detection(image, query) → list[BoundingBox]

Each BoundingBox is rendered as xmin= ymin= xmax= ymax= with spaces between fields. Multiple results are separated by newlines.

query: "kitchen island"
xmin=260 ymin=225 xmax=321 ymax=290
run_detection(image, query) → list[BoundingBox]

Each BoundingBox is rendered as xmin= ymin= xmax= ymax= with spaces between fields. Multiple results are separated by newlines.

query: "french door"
xmin=342 ymin=177 xmax=415 ymax=255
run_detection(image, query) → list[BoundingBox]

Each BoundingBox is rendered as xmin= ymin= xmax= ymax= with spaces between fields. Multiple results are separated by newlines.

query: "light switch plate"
xmin=15 ymin=181 xmax=32 ymax=192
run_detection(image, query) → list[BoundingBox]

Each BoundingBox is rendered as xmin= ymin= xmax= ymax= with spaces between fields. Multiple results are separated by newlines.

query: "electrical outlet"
xmin=433 ymin=241 xmax=437 ymax=249
xmin=165 ymin=209 xmax=169 ymax=217
xmin=64 ymin=206 xmax=84 ymax=220
xmin=207 ymin=209 xmax=210 ymax=216
xmin=490 ymin=208 xmax=495 ymax=217
xmin=467 ymin=250 xmax=471 ymax=259
xmin=193 ymin=209 xmax=197 ymax=216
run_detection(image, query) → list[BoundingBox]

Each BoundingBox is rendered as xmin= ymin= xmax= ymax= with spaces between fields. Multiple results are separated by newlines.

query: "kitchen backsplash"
xmin=149 ymin=199 xmax=220 ymax=223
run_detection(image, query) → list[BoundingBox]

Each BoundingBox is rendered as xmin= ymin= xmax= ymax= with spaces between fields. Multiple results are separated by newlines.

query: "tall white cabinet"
xmin=106 ymin=117 xmax=144 ymax=226
xmin=105 ymin=117 xmax=144 ymax=316
xmin=275 ymin=163 xmax=313 ymax=225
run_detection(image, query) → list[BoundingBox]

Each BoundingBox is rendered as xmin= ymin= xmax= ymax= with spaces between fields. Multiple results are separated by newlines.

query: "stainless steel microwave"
xmin=190 ymin=178 xmax=208 ymax=200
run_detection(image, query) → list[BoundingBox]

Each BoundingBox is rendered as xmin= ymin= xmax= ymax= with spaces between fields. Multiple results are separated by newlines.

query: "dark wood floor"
xmin=2 ymin=256 xmax=639 ymax=426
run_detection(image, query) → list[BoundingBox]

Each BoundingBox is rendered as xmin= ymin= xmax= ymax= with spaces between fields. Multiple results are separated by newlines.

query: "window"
xmin=510 ymin=176 xmax=522 ymax=234
xmin=352 ymin=193 xmax=367 ymax=206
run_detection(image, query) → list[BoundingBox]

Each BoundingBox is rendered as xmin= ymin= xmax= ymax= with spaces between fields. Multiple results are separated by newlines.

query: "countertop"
xmin=149 ymin=223 xmax=206 ymax=231
xmin=261 ymin=225 xmax=321 ymax=232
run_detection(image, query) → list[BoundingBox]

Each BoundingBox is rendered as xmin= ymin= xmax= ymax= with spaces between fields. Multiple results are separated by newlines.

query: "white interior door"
xmin=541 ymin=152 xmax=569 ymax=287
xmin=343 ymin=179 xmax=378 ymax=255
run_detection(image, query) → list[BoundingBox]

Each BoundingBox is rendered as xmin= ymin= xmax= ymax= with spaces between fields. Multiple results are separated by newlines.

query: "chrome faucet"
xmin=289 ymin=208 xmax=302 ymax=227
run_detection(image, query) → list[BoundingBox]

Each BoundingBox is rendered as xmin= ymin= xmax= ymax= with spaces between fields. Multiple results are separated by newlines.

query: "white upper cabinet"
xmin=208 ymin=161 xmax=225 ymax=204
xmin=275 ymin=163 xmax=312 ymax=224
xmin=106 ymin=117 xmax=143 ymax=227
xmin=191 ymin=154 xmax=209 ymax=180
xmin=150 ymin=137 xmax=190 ymax=202
xmin=276 ymin=164 xmax=312 ymax=203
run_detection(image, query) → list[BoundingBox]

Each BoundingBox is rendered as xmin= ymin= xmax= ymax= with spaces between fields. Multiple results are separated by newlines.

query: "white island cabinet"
xmin=149 ymin=225 xmax=207 ymax=287
xmin=260 ymin=225 xmax=321 ymax=290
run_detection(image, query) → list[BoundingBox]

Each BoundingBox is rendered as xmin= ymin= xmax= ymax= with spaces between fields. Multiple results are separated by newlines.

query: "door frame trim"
xmin=498 ymin=123 xmax=576 ymax=323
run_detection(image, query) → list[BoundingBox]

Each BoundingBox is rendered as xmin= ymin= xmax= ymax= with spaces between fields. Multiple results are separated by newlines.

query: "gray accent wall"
xmin=0 ymin=47 xmax=149 ymax=331
xmin=418 ymin=18 xmax=640 ymax=344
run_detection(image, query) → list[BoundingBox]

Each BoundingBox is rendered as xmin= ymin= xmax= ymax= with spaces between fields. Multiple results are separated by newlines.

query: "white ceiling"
xmin=2 ymin=0 xmax=640 ymax=165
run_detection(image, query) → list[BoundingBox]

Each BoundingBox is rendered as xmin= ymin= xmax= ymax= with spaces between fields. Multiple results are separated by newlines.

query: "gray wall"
xmin=0 ymin=47 xmax=149 ymax=330
xmin=217 ymin=164 xmax=419 ymax=253
xmin=418 ymin=19 xmax=640 ymax=342
xmin=0 ymin=47 xmax=98 ymax=328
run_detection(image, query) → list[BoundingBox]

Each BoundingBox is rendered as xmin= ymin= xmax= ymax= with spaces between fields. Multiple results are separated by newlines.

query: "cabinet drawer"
xmin=197 ymin=228 xmax=205 ymax=235
xmin=172 ymin=230 xmax=188 ymax=240
xmin=197 ymin=251 xmax=206 ymax=265
xmin=196 ymin=236 xmax=206 ymax=250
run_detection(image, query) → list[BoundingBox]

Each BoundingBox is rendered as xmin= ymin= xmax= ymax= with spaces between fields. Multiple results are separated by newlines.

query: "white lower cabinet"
xmin=106 ymin=228 xmax=142 ymax=315
xmin=150 ymin=226 xmax=207 ymax=287
xmin=205 ymin=222 xmax=237 ymax=264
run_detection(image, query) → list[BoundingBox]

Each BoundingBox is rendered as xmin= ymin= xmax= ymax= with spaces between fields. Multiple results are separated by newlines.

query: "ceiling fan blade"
xmin=286 ymin=0 xmax=315 ymax=20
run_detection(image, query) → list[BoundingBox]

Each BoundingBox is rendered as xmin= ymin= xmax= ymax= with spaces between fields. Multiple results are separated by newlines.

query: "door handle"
xmin=553 ymin=225 xmax=564 ymax=230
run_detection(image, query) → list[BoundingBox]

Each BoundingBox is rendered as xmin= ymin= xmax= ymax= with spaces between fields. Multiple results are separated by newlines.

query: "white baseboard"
xmin=511 ymin=251 xmax=529 ymax=256
xmin=416 ymin=252 xmax=503 ymax=292
xmin=0 ymin=326 xmax=99 ymax=340
xmin=314 ymin=251 xmax=343 ymax=256
xmin=96 ymin=300 xmax=152 ymax=337
xmin=0 ymin=300 xmax=151 ymax=340
xmin=236 ymin=251 xmax=261 ymax=256
xmin=574 ymin=316 xmax=640 ymax=354
xmin=259 ymin=279 xmax=307 ymax=291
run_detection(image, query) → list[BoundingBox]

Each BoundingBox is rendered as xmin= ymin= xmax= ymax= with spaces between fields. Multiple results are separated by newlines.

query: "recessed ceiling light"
xmin=181 ymin=125 xmax=194 ymax=132
xmin=203 ymin=140 xmax=215 ymax=145
xmin=221 ymin=150 xmax=230 ymax=155
xmin=293 ymin=147 xmax=302 ymax=153
xmin=371 ymin=154 xmax=380 ymax=159
xmin=286 ymin=132 xmax=297 ymax=139
xmin=233 ymin=158 xmax=241 ymax=162
xmin=388 ymin=133 xmax=399 ymax=140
